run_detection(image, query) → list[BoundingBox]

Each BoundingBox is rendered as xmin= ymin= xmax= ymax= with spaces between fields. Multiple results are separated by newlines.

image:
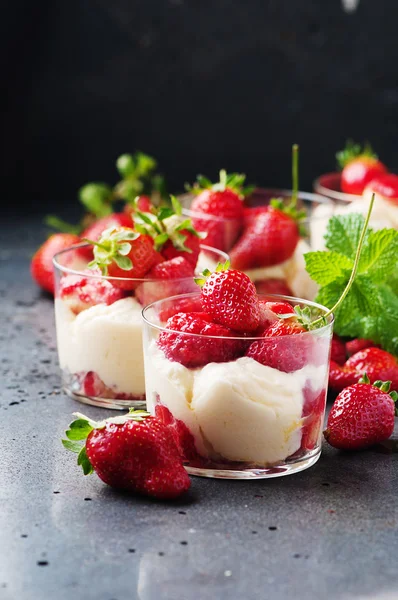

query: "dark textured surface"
xmin=1 ymin=219 xmax=398 ymax=600
xmin=3 ymin=0 xmax=398 ymax=215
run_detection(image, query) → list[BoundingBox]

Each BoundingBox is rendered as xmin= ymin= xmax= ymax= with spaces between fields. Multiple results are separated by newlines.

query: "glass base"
xmin=184 ymin=448 xmax=321 ymax=479
xmin=64 ymin=388 xmax=146 ymax=410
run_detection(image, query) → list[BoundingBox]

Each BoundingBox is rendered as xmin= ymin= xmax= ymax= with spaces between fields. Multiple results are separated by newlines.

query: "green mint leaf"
xmin=62 ymin=439 xmax=83 ymax=453
xmin=358 ymin=228 xmax=398 ymax=282
xmin=324 ymin=213 xmax=369 ymax=259
xmin=65 ymin=419 xmax=93 ymax=441
xmin=114 ymin=255 xmax=133 ymax=270
xmin=304 ymin=251 xmax=353 ymax=286
xmin=77 ymin=446 xmax=93 ymax=476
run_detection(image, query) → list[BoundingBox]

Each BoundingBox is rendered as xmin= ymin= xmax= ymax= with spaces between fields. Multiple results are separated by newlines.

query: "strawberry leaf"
xmin=77 ymin=446 xmax=94 ymax=475
xmin=62 ymin=439 xmax=83 ymax=453
xmin=157 ymin=207 xmax=175 ymax=221
xmin=113 ymin=255 xmax=133 ymax=270
xmin=336 ymin=140 xmax=377 ymax=169
xmin=65 ymin=419 xmax=94 ymax=441
xmin=118 ymin=242 xmax=132 ymax=256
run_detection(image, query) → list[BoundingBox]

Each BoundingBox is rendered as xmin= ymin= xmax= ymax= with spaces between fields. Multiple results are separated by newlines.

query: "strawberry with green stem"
xmin=324 ymin=374 xmax=398 ymax=450
xmin=62 ymin=409 xmax=190 ymax=499
xmin=134 ymin=195 xmax=203 ymax=268
xmin=336 ymin=140 xmax=387 ymax=196
xmin=188 ymin=170 xmax=251 ymax=251
xmin=230 ymin=144 xmax=305 ymax=270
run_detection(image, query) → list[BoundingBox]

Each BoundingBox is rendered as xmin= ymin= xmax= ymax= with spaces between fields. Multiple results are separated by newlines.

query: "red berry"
xmin=324 ymin=381 xmax=396 ymax=450
xmin=329 ymin=348 xmax=398 ymax=393
xmin=341 ymin=158 xmax=387 ymax=195
xmin=346 ymin=338 xmax=378 ymax=357
xmin=230 ymin=207 xmax=299 ymax=271
xmin=301 ymin=386 xmax=327 ymax=450
xmin=200 ymin=268 xmax=260 ymax=333
xmin=158 ymin=312 xmax=242 ymax=368
xmin=161 ymin=230 xmax=200 ymax=268
xmin=191 ymin=189 xmax=244 ymax=251
xmin=124 ymin=196 xmax=153 ymax=216
xmin=31 ymin=233 xmax=81 ymax=295
xmin=135 ymin=256 xmax=196 ymax=305
xmin=64 ymin=410 xmax=190 ymax=499
xmin=255 ymin=278 xmax=293 ymax=297
xmin=155 ymin=404 xmax=199 ymax=462
xmin=331 ymin=334 xmax=346 ymax=365
xmin=59 ymin=269 xmax=125 ymax=314
xmin=245 ymin=319 xmax=310 ymax=373
xmin=365 ymin=173 xmax=398 ymax=205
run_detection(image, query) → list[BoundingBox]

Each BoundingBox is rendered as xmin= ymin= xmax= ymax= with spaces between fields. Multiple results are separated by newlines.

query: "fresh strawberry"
xmin=155 ymin=404 xmax=199 ymax=461
xmin=161 ymin=231 xmax=200 ymax=268
xmin=336 ymin=140 xmax=387 ymax=195
xmin=80 ymin=213 xmax=134 ymax=260
xmin=331 ymin=334 xmax=347 ymax=365
xmin=346 ymin=338 xmax=378 ymax=357
xmin=189 ymin=170 xmax=247 ymax=251
xmin=135 ymin=256 xmax=196 ymax=305
xmin=158 ymin=296 xmax=203 ymax=322
xmin=157 ymin=312 xmax=242 ymax=368
xmin=255 ymin=278 xmax=293 ymax=297
xmin=301 ymin=385 xmax=327 ymax=450
xmin=31 ymin=233 xmax=81 ymax=295
xmin=324 ymin=376 xmax=397 ymax=450
xmin=256 ymin=300 xmax=290 ymax=332
xmin=265 ymin=301 xmax=295 ymax=316
xmin=59 ymin=269 xmax=125 ymax=314
xmin=243 ymin=206 xmax=269 ymax=228
xmin=62 ymin=410 xmax=190 ymax=499
xmin=364 ymin=173 xmax=398 ymax=205
xmin=230 ymin=207 xmax=300 ymax=271
xmin=124 ymin=195 xmax=153 ymax=217
xmin=329 ymin=348 xmax=398 ymax=393
xmin=245 ymin=319 xmax=310 ymax=373
xmin=196 ymin=263 xmax=260 ymax=333
xmin=88 ymin=227 xmax=158 ymax=290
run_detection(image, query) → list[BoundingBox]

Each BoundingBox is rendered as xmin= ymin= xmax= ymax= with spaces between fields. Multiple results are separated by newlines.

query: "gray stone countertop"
xmin=1 ymin=218 xmax=397 ymax=600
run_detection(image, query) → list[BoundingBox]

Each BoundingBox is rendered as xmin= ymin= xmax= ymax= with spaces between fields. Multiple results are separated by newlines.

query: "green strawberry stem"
xmin=310 ymin=193 xmax=375 ymax=329
xmin=291 ymin=143 xmax=299 ymax=208
xmin=336 ymin=140 xmax=377 ymax=170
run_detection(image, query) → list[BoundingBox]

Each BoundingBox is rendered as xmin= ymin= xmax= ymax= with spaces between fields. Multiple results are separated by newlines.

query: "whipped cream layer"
xmin=145 ymin=343 xmax=326 ymax=465
xmin=55 ymin=296 xmax=145 ymax=395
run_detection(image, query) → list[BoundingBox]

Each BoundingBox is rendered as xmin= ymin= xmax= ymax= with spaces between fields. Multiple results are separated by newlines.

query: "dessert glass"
xmin=53 ymin=243 xmax=228 ymax=410
xmin=180 ymin=188 xmax=332 ymax=300
xmin=313 ymin=172 xmax=360 ymax=204
xmin=142 ymin=292 xmax=333 ymax=479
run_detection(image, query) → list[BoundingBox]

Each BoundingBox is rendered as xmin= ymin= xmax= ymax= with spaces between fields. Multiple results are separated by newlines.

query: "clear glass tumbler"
xmin=53 ymin=243 xmax=228 ymax=410
xmin=142 ymin=292 xmax=333 ymax=479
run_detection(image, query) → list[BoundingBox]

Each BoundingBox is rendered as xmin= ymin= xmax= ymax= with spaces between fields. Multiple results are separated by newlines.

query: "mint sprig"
xmin=305 ymin=198 xmax=398 ymax=353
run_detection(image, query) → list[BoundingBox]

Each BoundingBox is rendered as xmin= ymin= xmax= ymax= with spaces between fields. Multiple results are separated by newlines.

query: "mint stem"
xmin=311 ymin=193 xmax=375 ymax=328
xmin=291 ymin=144 xmax=299 ymax=208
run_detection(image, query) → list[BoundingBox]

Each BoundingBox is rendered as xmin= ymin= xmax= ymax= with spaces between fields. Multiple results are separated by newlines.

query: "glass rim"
xmin=313 ymin=173 xmax=362 ymax=203
xmin=179 ymin=187 xmax=333 ymax=223
xmin=52 ymin=242 xmax=229 ymax=283
xmin=141 ymin=291 xmax=334 ymax=340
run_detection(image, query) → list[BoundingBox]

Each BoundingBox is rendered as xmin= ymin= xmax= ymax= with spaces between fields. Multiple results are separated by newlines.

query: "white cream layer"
xmin=55 ymin=297 xmax=145 ymax=395
xmin=145 ymin=343 xmax=325 ymax=465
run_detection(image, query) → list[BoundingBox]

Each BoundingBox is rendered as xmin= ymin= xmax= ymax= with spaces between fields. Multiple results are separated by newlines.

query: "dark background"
xmin=3 ymin=0 xmax=398 ymax=217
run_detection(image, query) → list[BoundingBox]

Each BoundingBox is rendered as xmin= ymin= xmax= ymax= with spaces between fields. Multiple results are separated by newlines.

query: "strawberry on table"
xmin=86 ymin=227 xmax=158 ymax=290
xmin=324 ymin=375 xmax=398 ymax=450
xmin=336 ymin=140 xmax=387 ymax=195
xmin=31 ymin=233 xmax=81 ymax=295
xmin=346 ymin=338 xmax=378 ymax=357
xmin=62 ymin=409 xmax=191 ymax=499
xmin=189 ymin=170 xmax=249 ymax=251
xmin=195 ymin=261 xmax=260 ymax=333
xmin=157 ymin=312 xmax=242 ymax=367
xmin=329 ymin=348 xmax=398 ymax=393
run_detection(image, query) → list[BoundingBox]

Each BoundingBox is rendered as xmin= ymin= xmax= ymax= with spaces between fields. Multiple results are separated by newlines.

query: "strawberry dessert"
xmin=181 ymin=148 xmax=326 ymax=300
xmin=142 ymin=263 xmax=333 ymax=478
xmin=53 ymin=197 xmax=227 ymax=409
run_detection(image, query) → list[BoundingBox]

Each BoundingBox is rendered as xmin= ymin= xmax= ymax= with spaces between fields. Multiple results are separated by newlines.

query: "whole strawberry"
xmin=135 ymin=256 xmax=196 ymax=305
xmin=157 ymin=312 xmax=242 ymax=367
xmin=86 ymin=227 xmax=157 ymax=290
xmin=364 ymin=173 xmax=398 ymax=206
xmin=331 ymin=333 xmax=347 ymax=365
xmin=196 ymin=262 xmax=260 ymax=333
xmin=31 ymin=232 xmax=81 ymax=295
xmin=329 ymin=348 xmax=398 ymax=393
xmin=189 ymin=170 xmax=248 ymax=251
xmin=230 ymin=206 xmax=300 ymax=271
xmin=324 ymin=375 xmax=398 ymax=450
xmin=62 ymin=410 xmax=191 ymax=499
xmin=346 ymin=338 xmax=378 ymax=357
xmin=336 ymin=140 xmax=387 ymax=195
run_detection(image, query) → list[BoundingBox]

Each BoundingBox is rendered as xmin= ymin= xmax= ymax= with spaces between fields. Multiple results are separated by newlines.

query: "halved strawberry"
xmin=59 ymin=269 xmax=125 ymax=314
xmin=336 ymin=140 xmax=387 ymax=195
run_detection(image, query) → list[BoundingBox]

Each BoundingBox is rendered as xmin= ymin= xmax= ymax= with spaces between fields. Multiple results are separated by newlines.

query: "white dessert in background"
xmin=55 ymin=296 xmax=145 ymax=396
xmin=145 ymin=342 xmax=326 ymax=465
